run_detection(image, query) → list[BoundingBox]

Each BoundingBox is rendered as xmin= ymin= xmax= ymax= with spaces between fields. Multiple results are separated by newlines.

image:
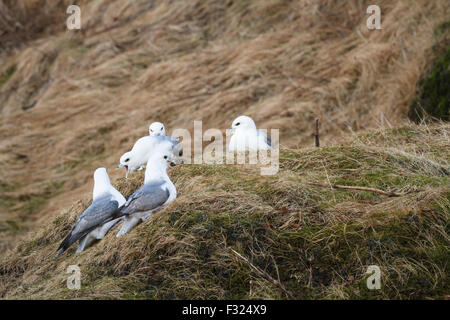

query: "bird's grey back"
xmin=161 ymin=135 xmax=180 ymax=147
xmin=120 ymin=181 xmax=170 ymax=216
xmin=72 ymin=195 xmax=119 ymax=234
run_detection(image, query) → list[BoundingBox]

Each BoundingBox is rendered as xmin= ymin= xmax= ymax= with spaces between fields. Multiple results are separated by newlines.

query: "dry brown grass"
xmin=0 ymin=0 xmax=449 ymax=296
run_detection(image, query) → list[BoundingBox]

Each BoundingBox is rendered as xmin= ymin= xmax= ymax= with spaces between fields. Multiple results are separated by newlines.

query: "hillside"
xmin=0 ymin=123 xmax=449 ymax=299
xmin=0 ymin=0 xmax=449 ymax=299
xmin=0 ymin=0 xmax=449 ymax=254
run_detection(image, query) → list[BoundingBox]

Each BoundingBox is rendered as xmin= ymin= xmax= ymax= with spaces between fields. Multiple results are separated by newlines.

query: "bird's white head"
xmin=145 ymin=149 xmax=178 ymax=183
xmin=118 ymin=151 xmax=135 ymax=178
xmin=93 ymin=167 xmax=111 ymax=199
xmin=94 ymin=167 xmax=110 ymax=183
xmin=149 ymin=122 xmax=166 ymax=136
xmin=230 ymin=115 xmax=257 ymax=132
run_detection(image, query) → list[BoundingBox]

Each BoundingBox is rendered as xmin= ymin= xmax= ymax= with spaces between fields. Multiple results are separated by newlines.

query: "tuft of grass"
xmin=434 ymin=20 xmax=450 ymax=36
xmin=409 ymin=47 xmax=450 ymax=122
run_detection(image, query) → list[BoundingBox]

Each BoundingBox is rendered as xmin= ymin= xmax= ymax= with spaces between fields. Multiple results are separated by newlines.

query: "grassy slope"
xmin=0 ymin=123 xmax=448 ymax=299
xmin=0 ymin=0 xmax=448 ymax=254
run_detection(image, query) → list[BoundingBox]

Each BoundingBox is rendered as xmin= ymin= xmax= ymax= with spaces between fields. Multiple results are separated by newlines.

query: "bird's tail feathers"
xmin=56 ymin=232 xmax=75 ymax=258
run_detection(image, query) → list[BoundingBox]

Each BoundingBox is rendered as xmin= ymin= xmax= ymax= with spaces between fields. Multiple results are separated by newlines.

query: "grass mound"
xmin=0 ymin=123 xmax=448 ymax=299
xmin=1 ymin=0 xmax=448 ymax=255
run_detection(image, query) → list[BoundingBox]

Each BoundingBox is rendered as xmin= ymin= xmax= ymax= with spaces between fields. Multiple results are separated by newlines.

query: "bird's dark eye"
xmin=179 ymin=150 xmax=183 ymax=156
xmin=125 ymin=158 xmax=130 ymax=162
xmin=164 ymin=155 xmax=168 ymax=159
xmin=236 ymin=122 xmax=240 ymax=126
xmin=161 ymin=127 xmax=163 ymax=131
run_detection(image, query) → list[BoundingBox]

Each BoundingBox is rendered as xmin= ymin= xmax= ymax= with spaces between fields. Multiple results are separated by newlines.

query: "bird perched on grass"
xmin=118 ymin=135 xmax=182 ymax=178
xmin=228 ymin=115 xmax=272 ymax=151
xmin=149 ymin=122 xmax=166 ymax=136
xmin=56 ymin=168 xmax=125 ymax=257
xmin=116 ymin=150 xmax=179 ymax=237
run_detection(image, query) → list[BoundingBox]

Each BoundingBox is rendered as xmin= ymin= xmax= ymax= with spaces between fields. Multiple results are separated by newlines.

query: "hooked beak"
xmin=167 ymin=156 xmax=183 ymax=167
xmin=166 ymin=157 xmax=176 ymax=167
xmin=118 ymin=164 xmax=129 ymax=178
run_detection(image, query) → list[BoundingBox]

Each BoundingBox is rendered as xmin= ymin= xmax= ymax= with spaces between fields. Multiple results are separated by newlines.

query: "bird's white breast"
xmin=163 ymin=180 xmax=177 ymax=205
xmin=229 ymin=129 xmax=264 ymax=151
xmin=109 ymin=189 xmax=126 ymax=206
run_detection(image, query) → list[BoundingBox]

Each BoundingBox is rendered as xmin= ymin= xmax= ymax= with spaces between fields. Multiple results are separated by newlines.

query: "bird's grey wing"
xmin=258 ymin=129 xmax=271 ymax=147
xmin=162 ymin=136 xmax=183 ymax=150
xmin=71 ymin=196 xmax=119 ymax=234
xmin=119 ymin=182 xmax=169 ymax=216
xmin=57 ymin=195 xmax=119 ymax=256
xmin=121 ymin=181 xmax=164 ymax=207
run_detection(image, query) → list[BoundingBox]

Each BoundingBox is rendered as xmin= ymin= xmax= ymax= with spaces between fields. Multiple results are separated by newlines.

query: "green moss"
xmin=58 ymin=142 xmax=106 ymax=172
xmin=409 ymin=47 xmax=450 ymax=122
xmin=333 ymin=172 xmax=446 ymax=190
xmin=390 ymin=127 xmax=423 ymax=138
xmin=0 ymin=220 xmax=23 ymax=233
xmin=0 ymin=199 xmax=16 ymax=208
xmin=0 ymin=181 xmax=18 ymax=192
xmin=434 ymin=20 xmax=450 ymax=36
xmin=22 ymin=197 xmax=47 ymax=216
xmin=175 ymin=164 xmax=239 ymax=178
xmin=0 ymin=64 xmax=16 ymax=89
xmin=0 ymin=182 xmax=19 ymax=208
xmin=58 ymin=39 xmax=88 ymax=56
xmin=140 ymin=202 xmax=446 ymax=299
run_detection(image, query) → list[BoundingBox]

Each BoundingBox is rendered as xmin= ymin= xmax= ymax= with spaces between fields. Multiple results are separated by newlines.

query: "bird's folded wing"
xmin=120 ymin=182 xmax=170 ymax=215
xmin=71 ymin=195 xmax=120 ymax=235
xmin=57 ymin=195 xmax=120 ymax=255
xmin=258 ymin=129 xmax=271 ymax=147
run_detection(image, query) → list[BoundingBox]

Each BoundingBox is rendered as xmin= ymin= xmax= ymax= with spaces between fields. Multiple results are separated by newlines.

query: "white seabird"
xmin=228 ymin=115 xmax=272 ymax=151
xmin=149 ymin=122 xmax=166 ymax=136
xmin=56 ymin=168 xmax=126 ymax=257
xmin=116 ymin=150 xmax=178 ymax=237
xmin=118 ymin=135 xmax=182 ymax=178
